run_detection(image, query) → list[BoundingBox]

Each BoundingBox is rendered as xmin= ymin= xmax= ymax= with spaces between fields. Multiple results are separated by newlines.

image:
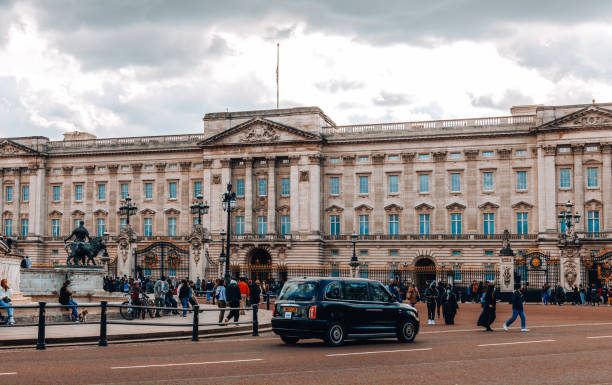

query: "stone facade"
xmin=2 ymin=103 xmax=612 ymax=279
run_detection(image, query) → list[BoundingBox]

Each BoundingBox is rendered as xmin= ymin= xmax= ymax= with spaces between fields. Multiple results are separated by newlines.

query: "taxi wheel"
xmin=324 ymin=322 xmax=345 ymax=347
xmin=397 ymin=318 xmax=417 ymax=343
xmin=281 ymin=336 xmax=299 ymax=344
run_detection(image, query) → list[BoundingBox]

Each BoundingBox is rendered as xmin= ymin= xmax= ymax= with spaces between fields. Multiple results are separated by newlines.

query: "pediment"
xmin=140 ymin=208 xmax=156 ymax=215
xmin=478 ymin=201 xmax=500 ymax=210
xmin=164 ymin=208 xmax=180 ymax=215
xmin=71 ymin=210 xmax=85 ymax=217
xmin=384 ymin=203 xmax=404 ymax=212
xmin=446 ymin=202 xmax=466 ymax=210
xmin=48 ymin=210 xmax=63 ymax=217
xmin=414 ymin=203 xmax=434 ymax=211
xmin=354 ymin=204 xmax=373 ymax=212
xmin=199 ymin=118 xmax=321 ymax=147
xmin=325 ymin=204 xmax=344 ymax=213
xmin=0 ymin=140 xmax=38 ymax=157
xmin=538 ymin=106 xmax=612 ymax=130
xmin=511 ymin=201 xmax=533 ymax=209
xmin=94 ymin=209 xmax=108 ymax=216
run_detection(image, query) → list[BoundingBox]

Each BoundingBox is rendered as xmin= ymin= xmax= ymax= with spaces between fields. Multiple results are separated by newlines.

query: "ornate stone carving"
xmin=240 ymin=124 xmax=280 ymax=142
xmin=108 ymin=164 xmax=119 ymax=173
xmin=341 ymin=154 xmax=355 ymax=165
xmin=371 ymin=153 xmax=385 ymax=165
xmin=202 ymin=159 xmax=213 ymax=169
xmin=542 ymin=145 xmax=556 ymax=155
xmin=571 ymin=144 xmax=585 ymax=155
xmin=308 ymin=154 xmax=323 ymax=165
xmin=220 ymin=159 xmax=232 ymax=168
xmin=503 ymin=266 xmax=512 ymax=288
xmin=299 ymin=170 xmax=309 ymax=182
xmin=212 ymin=174 xmax=221 ymax=184
xmin=432 ymin=151 xmax=447 ymax=162
xmin=572 ymin=114 xmax=611 ymax=126
xmin=401 ymin=152 xmax=416 ymax=163
xmin=464 ymin=150 xmax=479 ymax=161
xmin=131 ymin=163 xmax=143 ymax=171
xmin=497 ymin=148 xmax=512 ymax=159
xmin=85 ymin=165 xmax=96 ymax=174
xmin=155 ymin=162 xmax=167 ymax=171
xmin=179 ymin=161 xmax=192 ymax=170
xmin=62 ymin=166 xmax=74 ymax=174
xmin=563 ymin=259 xmax=578 ymax=288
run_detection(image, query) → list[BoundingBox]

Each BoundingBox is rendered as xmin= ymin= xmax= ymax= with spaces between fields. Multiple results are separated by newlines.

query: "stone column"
xmin=573 ymin=144 xmax=585 ymax=231
xmin=154 ymin=162 xmax=166 ymax=234
xmin=267 ymin=156 xmax=276 ymax=234
xmin=28 ymin=165 xmax=38 ymax=237
xmin=130 ymin=163 xmax=143 ymax=232
xmin=341 ymin=155 xmax=355 ymax=233
xmin=289 ymin=156 xmax=300 ymax=235
xmin=180 ymin=161 xmax=192 ymax=235
xmin=202 ymin=159 xmax=213 ymax=231
xmin=85 ymin=165 xmax=96 ymax=229
xmin=433 ymin=151 xmax=447 ymax=233
xmin=62 ymin=166 xmax=74 ymax=235
xmin=189 ymin=226 xmax=208 ymax=281
xmin=464 ymin=150 xmax=479 ymax=232
xmin=497 ymin=149 xmax=513 ymax=232
xmin=601 ymin=144 xmax=612 ymax=231
xmin=372 ymin=153 xmax=385 ymax=234
xmin=14 ymin=168 xmax=21 ymax=225
xmin=36 ymin=166 xmax=46 ymax=237
xmin=220 ymin=159 xmax=232 ymax=233
xmin=401 ymin=153 xmax=415 ymax=233
xmin=244 ymin=158 xmax=254 ymax=234
xmin=543 ymin=146 xmax=557 ymax=232
xmin=309 ymin=154 xmax=322 ymax=235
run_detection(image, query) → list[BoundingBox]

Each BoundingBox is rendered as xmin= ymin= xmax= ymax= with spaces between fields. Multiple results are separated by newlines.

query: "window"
xmin=330 ymin=177 xmax=340 ymax=195
xmin=168 ymin=164 xmax=178 ymax=169
xmin=517 ymin=212 xmax=528 ymax=234
xmin=97 ymin=218 xmax=105 ymax=237
xmin=98 ymin=167 xmax=106 ymax=172
xmin=588 ymin=211 xmax=600 ymax=233
xmin=419 ymin=214 xmax=430 ymax=235
xmin=450 ymin=152 xmax=461 ymax=159
xmin=4 ymin=219 xmax=12 ymax=236
xmin=121 ymin=165 xmax=130 ymax=171
xmin=22 ymin=185 xmax=29 ymax=202
xmin=51 ymin=219 xmax=59 ymax=237
xmin=388 ymin=175 xmax=399 ymax=194
xmin=452 ymin=250 xmax=461 ymax=258
xmin=6 ymin=186 xmax=13 ymax=202
xmin=144 ymin=165 xmax=153 ymax=170
xmin=516 ymin=150 xmax=527 ymax=156
xmin=359 ymin=176 xmax=369 ymax=194
xmin=281 ymin=178 xmax=290 ymax=196
xmin=559 ymin=168 xmax=571 ymax=188
xmin=482 ymin=172 xmax=494 ymax=191
xmin=388 ymin=214 xmax=399 ymax=235
xmin=370 ymin=282 xmax=391 ymax=302
xmin=167 ymin=217 xmax=177 ymax=236
xmin=516 ymin=171 xmax=527 ymax=191
xmin=359 ymin=215 xmax=369 ymax=235
xmin=236 ymin=179 xmax=245 ymax=197
xmin=419 ymin=174 xmax=430 ymax=193
xmin=97 ymin=184 xmax=106 ymax=200
xmin=344 ymin=281 xmax=369 ymax=300
xmin=359 ymin=264 xmax=369 ymax=279
xmin=388 ymin=155 xmax=399 ymax=161
xmin=75 ymin=168 xmax=83 ymax=174
xmin=389 ymin=249 xmax=399 ymax=257
xmin=168 ymin=182 xmax=177 ymax=199
xmin=257 ymin=179 xmax=267 ymax=196
xmin=453 ymin=264 xmax=462 ymax=281
xmin=120 ymin=217 xmax=127 ymax=229
xmin=144 ymin=183 xmax=153 ymax=199
xmin=419 ymin=154 xmax=430 ymax=160
xmin=257 ymin=216 xmax=267 ymax=235
xmin=193 ymin=181 xmax=202 ymax=197
xmin=280 ymin=215 xmax=290 ymax=234
xmin=330 ymin=158 xmax=341 ymax=164
xmin=450 ymin=173 xmax=461 ymax=192
xmin=193 ymin=163 xmax=203 ymax=169
xmin=325 ymin=281 xmax=342 ymax=297
xmin=586 ymin=145 xmax=599 ymax=152
xmin=144 ymin=218 xmax=153 ymax=236
xmin=330 ymin=215 xmax=340 ymax=235
xmin=75 ymin=185 xmax=83 ymax=201
xmin=120 ymin=183 xmax=129 ymax=200
xmin=482 ymin=151 xmax=494 ymax=157
xmin=21 ymin=219 xmax=28 ymax=237
xmin=484 ymin=264 xmax=495 ymax=281
xmin=53 ymin=185 xmax=61 ymax=201
xmin=558 ymin=147 xmax=571 ymax=153
xmin=359 ymin=156 xmax=369 ymax=162
xmin=587 ymin=167 xmax=598 ymax=188
xmin=451 ymin=213 xmax=462 ymax=234
xmin=483 ymin=213 xmax=495 ymax=234
xmin=235 ymin=216 xmax=245 ymax=235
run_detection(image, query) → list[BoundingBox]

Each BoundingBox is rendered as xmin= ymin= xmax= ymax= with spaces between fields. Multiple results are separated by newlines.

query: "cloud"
xmin=373 ymin=91 xmax=412 ymax=107
xmin=315 ymin=79 xmax=363 ymax=93
xmin=469 ymin=89 xmax=534 ymax=110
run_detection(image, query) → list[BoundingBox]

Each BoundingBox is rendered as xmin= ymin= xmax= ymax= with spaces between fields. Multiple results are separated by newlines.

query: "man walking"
xmin=153 ymin=276 xmax=168 ymax=317
xmin=424 ymin=281 xmax=438 ymax=325
xmin=225 ymin=279 xmax=241 ymax=324
xmin=215 ymin=280 xmax=227 ymax=325
xmin=503 ymin=286 xmax=529 ymax=332
xmin=238 ymin=278 xmax=249 ymax=315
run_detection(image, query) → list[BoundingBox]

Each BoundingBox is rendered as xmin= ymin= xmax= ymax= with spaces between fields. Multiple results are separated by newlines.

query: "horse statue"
xmin=65 ymin=236 xmax=108 ymax=266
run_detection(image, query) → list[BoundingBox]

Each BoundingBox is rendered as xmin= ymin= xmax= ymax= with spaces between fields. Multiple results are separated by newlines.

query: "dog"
xmin=78 ymin=309 xmax=89 ymax=323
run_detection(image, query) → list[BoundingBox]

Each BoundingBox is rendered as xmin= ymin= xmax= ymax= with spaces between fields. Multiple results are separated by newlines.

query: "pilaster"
xmin=573 ymin=144 xmax=585 ymax=231
xmin=289 ymin=156 xmax=300 ymax=234
xmin=601 ymin=144 xmax=612 ymax=230
xmin=267 ymin=156 xmax=276 ymax=234
xmin=244 ymin=158 xmax=254 ymax=234
xmin=309 ymin=154 xmax=322 ymax=235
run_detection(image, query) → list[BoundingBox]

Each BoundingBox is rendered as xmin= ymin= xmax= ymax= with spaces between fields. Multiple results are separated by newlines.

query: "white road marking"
xmin=111 ymin=358 xmax=263 ymax=369
xmin=478 ymin=339 xmax=555 ymax=347
xmin=0 ymin=372 xmax=17 ymax=376
xmin=420 ymin=322 xmax=612 ymax=334
xmin=326 ymin=348 xmax=432 ymax=357
xmin=587 ymin=335 xmax=612 ymax=339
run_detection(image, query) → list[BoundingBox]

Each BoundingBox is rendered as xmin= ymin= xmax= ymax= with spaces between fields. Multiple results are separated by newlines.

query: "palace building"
xmin=2 ymin=102 xmax=612 ymax=284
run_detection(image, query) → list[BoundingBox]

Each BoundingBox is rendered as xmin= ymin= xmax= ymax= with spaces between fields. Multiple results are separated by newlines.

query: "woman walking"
xmin=407 ymin=283 xmax=420 ymax=307
xmin=424 ymin=281 xmax=438 ymax=325
xmin=477 ymin=284 xmax=496 ymax=331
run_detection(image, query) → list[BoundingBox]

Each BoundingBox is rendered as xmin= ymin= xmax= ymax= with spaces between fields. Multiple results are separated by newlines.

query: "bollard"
xmin=36 ymin=301 xmax=47 ymax=350
xmin=252 ymin=304 xmax=259 ymax=337
xmin=192 ymin=305 xmax=199 ymax=342
xmin=266 ymin=294 xmax=270 ymax=310
xmin=99 ymin=301 xmax=108 ymax=347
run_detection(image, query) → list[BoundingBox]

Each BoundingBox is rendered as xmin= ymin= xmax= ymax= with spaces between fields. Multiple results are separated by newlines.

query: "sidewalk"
xmin=0 ymin=304 xmax=272 ymax=347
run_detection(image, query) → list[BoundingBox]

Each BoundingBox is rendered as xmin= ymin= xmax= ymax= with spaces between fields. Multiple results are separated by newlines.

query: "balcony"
xmin=322 ymin=233 xmax=538 ymax=241
xmin=231 ymin=234 xmax=293 ymax=242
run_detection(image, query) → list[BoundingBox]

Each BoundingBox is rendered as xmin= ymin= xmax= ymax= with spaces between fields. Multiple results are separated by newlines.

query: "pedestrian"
xmin=225 ymin=279 xmax=241 ymax=324
xmin=590 ymin=283 xmax=599 ymax=306
xmin=216 ymin=280 xmax=227 ymax=325
xmin=188 ymin=281 xmax=198 ymax=307
xmin=436 ymin=281 xmax=445 ymax=319
xmin=424 ymin=281 xmax=438 ymax=325
xmin=442 ymin=286 xmax=458 ymax=325
xmin=579 ymin=284 xmax=586 ymax=305
xmin=471 ymin=280 xmax=479 ymax=303
xmin=250 ymin=280 xmax=261 ymax=307
xmin=503 ymin=286 xmax=529 ymax=332
xmin=166 ymin=281 xmax=179 ymax=314
xmin=554 ymin=283 xmax=565 ymax=306
xmin=573 ymin=285 xmax=580 ymax=306
xmin=205 ymin=279 xmax=214 ymax=304
xmin=59 ymin=280 xmax=80 ymax=322
xmin=238 ymin=277 xmax=249 ymax=315
xmin=178 ymin=279 xmax=191 ymax=317
xmin=0 ymin=278 xmax=15 ymax=325
xmin=153 ymin=276 xmax=168 ymax=317
xmin=407 ymin=282 xmax=420 ymax=307
xmin=477 ymin=284 xmax=496 ymax=331
xmin=195 ymin=276 xmax=202 ymax=296
xmin=601 ymin=285 xmax=608 ymax=306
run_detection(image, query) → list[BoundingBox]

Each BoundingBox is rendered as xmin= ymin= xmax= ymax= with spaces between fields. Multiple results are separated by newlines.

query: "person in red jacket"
xmin=238 ymin=277 xmax=249 ymax=315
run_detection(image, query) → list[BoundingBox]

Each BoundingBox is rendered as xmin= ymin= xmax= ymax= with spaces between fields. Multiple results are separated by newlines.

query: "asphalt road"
xmin=2 ymin=303 xmax=612 ymax=384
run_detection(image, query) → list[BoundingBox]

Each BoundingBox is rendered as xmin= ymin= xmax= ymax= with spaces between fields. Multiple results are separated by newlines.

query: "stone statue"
xmin=499 ymin=229 xmax=514 ymax=256
xmin=64 ymin=221 xmax=108 ymax=266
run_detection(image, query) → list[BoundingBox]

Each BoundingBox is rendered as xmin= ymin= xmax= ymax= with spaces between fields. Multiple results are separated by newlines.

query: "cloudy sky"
xmin=2 ymin=0 xmax=612 ymax=139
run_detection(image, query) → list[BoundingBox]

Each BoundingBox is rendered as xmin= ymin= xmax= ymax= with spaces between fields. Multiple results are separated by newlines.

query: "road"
xmin=2 ymin=303 xmax=612 ymax=384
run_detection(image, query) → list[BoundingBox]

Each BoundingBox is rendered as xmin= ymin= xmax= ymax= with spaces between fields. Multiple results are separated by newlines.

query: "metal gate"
xmin=515 ymin=249 xmax=557 ymax=291
xmin=134 ymin=241 xmax=190 ymax=280
xmin=583 ymin=249 xmax=612 ymax=288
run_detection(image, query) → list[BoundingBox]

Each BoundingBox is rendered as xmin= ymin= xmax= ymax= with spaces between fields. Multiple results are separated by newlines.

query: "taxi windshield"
xmin=279 ymin=282 xmax=318 ymax=302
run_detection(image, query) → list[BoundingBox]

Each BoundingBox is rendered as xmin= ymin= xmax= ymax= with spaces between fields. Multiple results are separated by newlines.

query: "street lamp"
xmin=221 ymin=184 xmax=237 ymax=284
xmin=350 ymin=233 xmax=360 ymax=277
xmin=119 ymin=194 xmax=138 ymax=226
xmin=190 ymin=194 xmax=209 ymax=227
xmin=558 ymin=200 xmax=581 ymax=236
xmin=218 ymin=230 xmax=226 ymax=277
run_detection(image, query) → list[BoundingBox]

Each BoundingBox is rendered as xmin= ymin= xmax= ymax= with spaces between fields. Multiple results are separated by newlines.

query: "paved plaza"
xmin=1 ymin=303 xmax=612 ymax=384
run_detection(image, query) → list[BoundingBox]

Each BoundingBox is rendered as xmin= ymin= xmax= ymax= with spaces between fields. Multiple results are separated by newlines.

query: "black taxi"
xmin=271 ymin=277 xmax=419 ymax=346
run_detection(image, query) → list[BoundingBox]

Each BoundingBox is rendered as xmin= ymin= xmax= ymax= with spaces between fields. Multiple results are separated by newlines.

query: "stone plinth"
xmin=21 ymin=266 xmax=106 ymax=297
xmin=0 ymin=253 xmax=31 ymax=304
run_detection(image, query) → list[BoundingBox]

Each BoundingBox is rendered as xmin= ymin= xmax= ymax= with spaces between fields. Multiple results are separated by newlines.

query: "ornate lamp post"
xmin=349 ymin=233 xmax=360 ymax=278
xmin=100 ymin=231 xmax=111 ymax=270
xmin=559 ymin=200 xmax=581 ymax=245
xmin=221 ymin=184 xmax=237 ymax=284
xmin=218 ymin=230 xmax=226 ymax=279
xmin=190 ymin=194 xmax=209 ymax=227
xmin=119 ymin=194 xmax=138 ymax=226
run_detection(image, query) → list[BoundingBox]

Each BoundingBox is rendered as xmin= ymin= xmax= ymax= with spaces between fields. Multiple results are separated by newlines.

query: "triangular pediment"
xmin=538 ymin=106 xmax=612 ymax=130
xmin=199 ymin=118 xmax=321 ymax=147
xmin=0 ymin=140 xmax=39 ymax=157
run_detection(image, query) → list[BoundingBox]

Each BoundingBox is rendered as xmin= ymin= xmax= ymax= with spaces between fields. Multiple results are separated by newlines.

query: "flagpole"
xmin=276 ymin=42 xmax=279 ymax=109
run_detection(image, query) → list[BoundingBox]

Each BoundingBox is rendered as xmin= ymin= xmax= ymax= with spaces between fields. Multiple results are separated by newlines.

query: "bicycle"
xmin=119 ymin=293 xmax=155 ymax=320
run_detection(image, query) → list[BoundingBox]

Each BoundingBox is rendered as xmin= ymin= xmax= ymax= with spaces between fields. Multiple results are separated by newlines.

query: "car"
xmin=271 ymin=277 xmax=419 ymax=346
